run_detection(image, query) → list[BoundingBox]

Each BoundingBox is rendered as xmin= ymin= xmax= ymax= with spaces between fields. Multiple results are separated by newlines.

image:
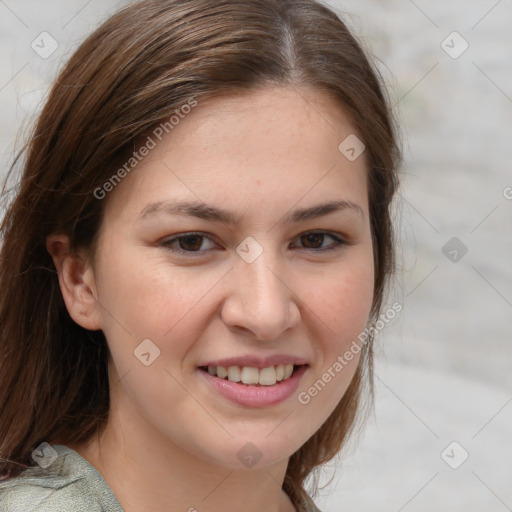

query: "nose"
xmin=220 ymin=247 xmax=301 ymax=341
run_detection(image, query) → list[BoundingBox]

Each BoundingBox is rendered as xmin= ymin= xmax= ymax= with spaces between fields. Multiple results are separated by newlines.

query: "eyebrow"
xmin=137 ymin=199 xmax=364 ymax=225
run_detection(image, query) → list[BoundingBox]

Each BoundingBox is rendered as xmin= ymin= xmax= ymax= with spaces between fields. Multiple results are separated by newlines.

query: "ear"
xmin=46 ymin=233 xmax=103 ymax=331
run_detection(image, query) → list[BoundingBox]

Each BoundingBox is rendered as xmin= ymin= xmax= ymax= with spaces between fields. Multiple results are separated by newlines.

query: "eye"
xmin=291 ymin=231 xmax=346 ymax=252
xmin=161 ymin=230 xmax=345 ymax=256
xmin=161 ymin=232 xmax=217 ymax=255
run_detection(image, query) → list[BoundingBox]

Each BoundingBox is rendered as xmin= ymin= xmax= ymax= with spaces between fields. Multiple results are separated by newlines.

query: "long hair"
xmin=0 ymin=0 xmax=400 ymax=507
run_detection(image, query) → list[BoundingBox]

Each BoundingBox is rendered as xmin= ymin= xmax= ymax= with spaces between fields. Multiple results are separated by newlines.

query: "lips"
xmin=196 ymin=354 xmax=309 ymax=407
xmin=198 ymin=364 xmax=309 ymax=408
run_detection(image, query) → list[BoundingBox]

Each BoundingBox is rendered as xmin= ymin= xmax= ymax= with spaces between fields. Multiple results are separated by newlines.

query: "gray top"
xmin=0 ymin=445 xmax=124 ymax=511
xmin=0 ymin=444 xmax=322 ymax=512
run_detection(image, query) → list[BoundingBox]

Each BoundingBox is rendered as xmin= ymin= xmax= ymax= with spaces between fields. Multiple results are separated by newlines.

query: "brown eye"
xmin=162 ymin=232 xmax=216 ymax=254
xmin=293 ymin=231 xmax=345 ymax=252
xmin=177 ymin=234 xmax=204 ymax=251
xmin=300 ymin=233 xmax=325 ymax=249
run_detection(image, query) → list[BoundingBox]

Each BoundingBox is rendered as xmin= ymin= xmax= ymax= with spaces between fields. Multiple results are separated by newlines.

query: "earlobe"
xmin=46 ymin=233 xmax=103 ymax=331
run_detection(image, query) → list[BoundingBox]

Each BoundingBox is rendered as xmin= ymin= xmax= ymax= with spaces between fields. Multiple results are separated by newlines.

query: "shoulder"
xmin=0 ymin=476 xmax=102 ymax=511
xmin=0 ymin=445 xmax=124 ymax=512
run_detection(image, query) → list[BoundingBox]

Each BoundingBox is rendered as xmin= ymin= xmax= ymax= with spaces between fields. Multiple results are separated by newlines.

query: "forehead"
xmin=103 ymin=85 xmax=369 ymax=223
xmin=174 ymin=85 xmax=360 ymax=154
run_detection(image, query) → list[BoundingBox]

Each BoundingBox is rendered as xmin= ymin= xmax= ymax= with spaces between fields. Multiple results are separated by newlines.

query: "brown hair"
xmin=0 ymin=0 xmax=400 ymax=507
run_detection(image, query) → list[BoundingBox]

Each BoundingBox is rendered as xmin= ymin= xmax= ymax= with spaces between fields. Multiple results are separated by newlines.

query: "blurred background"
xmin=0 ymin=1 xmax=510 ymax=510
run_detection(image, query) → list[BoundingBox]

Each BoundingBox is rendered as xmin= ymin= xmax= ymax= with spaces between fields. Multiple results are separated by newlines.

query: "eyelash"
xmin=161 ymin=230 xmax=346 ymax=256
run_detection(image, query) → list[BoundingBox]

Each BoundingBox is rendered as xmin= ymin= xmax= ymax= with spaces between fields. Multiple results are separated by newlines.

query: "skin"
xmin=47 ymin=85 xmax=374 ymax=512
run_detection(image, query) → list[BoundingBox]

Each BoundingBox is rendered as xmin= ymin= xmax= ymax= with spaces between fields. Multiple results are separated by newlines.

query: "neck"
xmin=65 ymin=391 xmax=297 ymax=512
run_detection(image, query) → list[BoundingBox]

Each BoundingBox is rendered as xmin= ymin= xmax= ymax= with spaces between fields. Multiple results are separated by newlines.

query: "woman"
xmin=0 ymin=0 xmax=400 ymax=510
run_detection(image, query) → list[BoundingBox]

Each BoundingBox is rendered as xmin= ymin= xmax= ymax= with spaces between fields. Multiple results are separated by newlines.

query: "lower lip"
xmin=198 ymin=365 xmax=308 ymax=408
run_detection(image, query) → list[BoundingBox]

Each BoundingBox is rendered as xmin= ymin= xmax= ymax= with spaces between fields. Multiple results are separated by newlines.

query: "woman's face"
xmin=87 ymin=85 xmax=374 ymax=469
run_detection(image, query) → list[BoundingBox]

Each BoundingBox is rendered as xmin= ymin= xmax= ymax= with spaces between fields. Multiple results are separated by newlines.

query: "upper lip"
xmin=199 ymin=354 xmax=309 ymax=369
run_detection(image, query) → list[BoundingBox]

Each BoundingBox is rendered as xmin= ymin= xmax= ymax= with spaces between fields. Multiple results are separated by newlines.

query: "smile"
xmin=200 ymin=364 xmax=296 ymax=386
xmin=198 ymin=364 xmax=309 ymax=408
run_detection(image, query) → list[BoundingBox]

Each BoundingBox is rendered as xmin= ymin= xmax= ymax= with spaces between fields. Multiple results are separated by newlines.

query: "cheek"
xmin=97 ymin=238 xmax=374 ymax=359
xmin=94 ymin=247 xmax=227 ymax=365
xmin=96 ymin=242 xmax=182 ymax=326
xmin=292 ymin=266 xmax=373 ymax=432
xmin=306 ymin=257 xmax=374 ymax=345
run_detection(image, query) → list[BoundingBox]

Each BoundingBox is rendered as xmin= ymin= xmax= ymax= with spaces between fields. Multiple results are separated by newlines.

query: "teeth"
xmin=283 ymin=363 xmax=294 ymax=379
xmin=206 ymin=363 xmax=297 ymax=385
xmin=216 ymin=366 xmax=228 ymax=379
xmin=227 ymin=366 xmax=241 ymax=382
xmin=240 ymin=367 xmax=259 ymax=385
xmin=258 ymin=366 xmax=276 ymax=385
